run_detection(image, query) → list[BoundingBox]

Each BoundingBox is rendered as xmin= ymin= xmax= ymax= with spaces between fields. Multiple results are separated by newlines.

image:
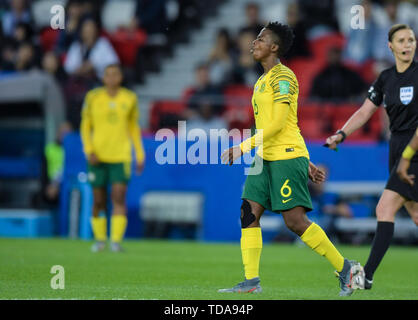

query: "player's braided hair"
xmin=265 ymin=22 xmax=295 ymax=57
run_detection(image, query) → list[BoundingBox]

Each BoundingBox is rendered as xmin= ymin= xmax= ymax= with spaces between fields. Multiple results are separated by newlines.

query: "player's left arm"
xmin=128 ymin=95 xmax=145 ymax=173
xmin=396 ymin=128 xmax=418 ymax=186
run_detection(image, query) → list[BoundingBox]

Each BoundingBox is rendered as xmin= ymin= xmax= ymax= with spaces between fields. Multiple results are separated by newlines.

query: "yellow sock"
xmin=241 ymin=227 xmax=262 ymax=279
xmin=111 ymin=215 xmax=127 ymax=243
xmin=91 ymin=216 xmax=107 ymax=241
xmin=301 ymin=222 xmax=344 ymax=272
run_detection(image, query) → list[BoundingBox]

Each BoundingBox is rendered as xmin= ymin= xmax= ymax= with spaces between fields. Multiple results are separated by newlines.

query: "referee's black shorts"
xmin=386 ymin=130 xmax=418 ymax=202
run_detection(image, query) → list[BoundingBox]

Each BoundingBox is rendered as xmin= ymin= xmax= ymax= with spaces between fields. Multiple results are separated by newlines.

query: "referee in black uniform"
xmin=325 ymin=24 xmax=417 ymax=290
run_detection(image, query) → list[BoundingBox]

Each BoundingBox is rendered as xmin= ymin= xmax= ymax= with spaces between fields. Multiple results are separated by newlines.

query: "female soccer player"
xmin=219 ymin=22 xmax=363 ymax=296
xmin=80 ymin=64 xmax=145 ymax=252
xmin=325 ymin=24 xmax=418 ymax=290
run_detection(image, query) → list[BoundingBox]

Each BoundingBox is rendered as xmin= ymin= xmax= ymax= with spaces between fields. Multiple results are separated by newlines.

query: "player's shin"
xmin=241 ymin=227 xmax=262 ymax=280
xmin=91 ymin=213 xmax=107 ymax=241
xmin=300 ymin=222 xmax=344 ymax=272
xmin=111 ymin=214 xmax=127 ymax=243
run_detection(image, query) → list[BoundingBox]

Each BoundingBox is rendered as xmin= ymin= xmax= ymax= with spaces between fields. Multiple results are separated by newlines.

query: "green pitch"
xmin=0 ymin=238 xmax=417 ymax=300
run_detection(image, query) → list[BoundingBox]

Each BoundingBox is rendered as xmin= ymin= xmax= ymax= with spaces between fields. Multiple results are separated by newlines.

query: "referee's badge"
xmin=400 ymin=86 xmax=413 ymax=105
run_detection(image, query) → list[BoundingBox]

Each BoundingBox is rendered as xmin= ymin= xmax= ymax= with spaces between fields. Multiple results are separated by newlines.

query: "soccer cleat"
xmin=336 ymin=259 xmax=364 ymax=296
xmin=91 ymin=241 xmax=106 ymax=253
xmin=364 ymin=278 xmax=373 ymax=290
xmin=110 ymin=242 xmax=124 ymax=252
xmin=218 ymin=277 xmax=262 ymax=293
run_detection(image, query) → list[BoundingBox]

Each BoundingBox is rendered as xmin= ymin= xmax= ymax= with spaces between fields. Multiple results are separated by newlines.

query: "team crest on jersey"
xmin=259 ymin=83 xmax=266 ymax=93
xmin=400 ymin=86 xmax=413 ymax=105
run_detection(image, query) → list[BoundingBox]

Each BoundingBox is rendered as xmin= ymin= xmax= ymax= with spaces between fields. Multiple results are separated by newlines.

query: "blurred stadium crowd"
xmin=0 ymin=0 xmax=416 ymax=135
xmin=0 ymin=0 xmax=417 ymax=243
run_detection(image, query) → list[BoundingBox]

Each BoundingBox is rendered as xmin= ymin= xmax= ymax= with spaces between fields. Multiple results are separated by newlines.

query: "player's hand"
xmin=396 ymin=158 xmax=415 ymax=186
xmin=324 ymin=134 xmax=343 ymax=150
xmin=135 ymin=161 xmax=145 ymax=175
xmin=87 ymin=153 xmax=100 ymax=165
xmin=221 ymin=146 xmax=243 ymax=166
xmin=308 ymin=161 xmax=326 ymax=184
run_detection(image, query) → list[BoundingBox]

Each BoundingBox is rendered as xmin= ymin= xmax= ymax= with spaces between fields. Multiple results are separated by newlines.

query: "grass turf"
xmin=0 ymin=238 xmax=417 ymax=300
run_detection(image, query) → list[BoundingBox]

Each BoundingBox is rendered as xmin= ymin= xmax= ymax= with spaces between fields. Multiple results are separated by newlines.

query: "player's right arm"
xmin=80 ymin=91 xmax=99 ymax=165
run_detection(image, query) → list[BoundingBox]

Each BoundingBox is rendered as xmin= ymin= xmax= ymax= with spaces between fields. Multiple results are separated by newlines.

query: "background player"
xmin=397 ymin=127 xmax=418 ymax=186
xmin=325 ymin=24 xmax=418 ymax=290
xmin=80 ymin=64 xmax=145 ymax=252
xmin=218 ymin=22 xmax=363 ymax=297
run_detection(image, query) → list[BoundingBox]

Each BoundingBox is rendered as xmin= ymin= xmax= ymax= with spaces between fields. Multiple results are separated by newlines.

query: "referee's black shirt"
xmin=368 ymin=60 xmax=417 ymax=133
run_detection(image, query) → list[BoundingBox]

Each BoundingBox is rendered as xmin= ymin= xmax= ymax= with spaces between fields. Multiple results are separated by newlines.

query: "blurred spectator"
xmin=0 ymin=39 xmax=16 ymax=71
xmin=231 ymin=28 xmax=263 ymax=86
xmin=310 ymin=46 xmax=367 ymax=102
xmin=64 ymin=17 xmax=119 ymax=80
xmin=183 ymin=62 xmax=224 ymax=123
xmin=298 ymin=0 xmax=340 ymax=39
xmin=55 ymin=0 xmax=86 ymax=55
xmin=239 ymin=2 xmax=265 ymax=36
xmin=42 ymin=51 xmax=67 ymax=85
xmin=283 ymin=2 xmax=311 ymax=60
xmin=207 ymin=28 xmax=235 ymax=86
xmin=1 ymin=0 xmax=32 ymax=37
xmin=13 ymin=22 xmax=34 ymax=44
xmin=43 ymin=122 xmax=72 ymax=206
xmin=343 ymin=0 xmax=379 ymax=64
xmin=14 ymin=41 xmax=38 ymax=71
xmin=131 ymin=0 xmax=168 ymax=38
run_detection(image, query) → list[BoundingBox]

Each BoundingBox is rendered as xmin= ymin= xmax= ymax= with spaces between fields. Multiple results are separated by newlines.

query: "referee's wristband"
xmin=402 ymin=145 xmax=416 ymax=160
xmin=336 ymin=130 xmax=347 ymax=143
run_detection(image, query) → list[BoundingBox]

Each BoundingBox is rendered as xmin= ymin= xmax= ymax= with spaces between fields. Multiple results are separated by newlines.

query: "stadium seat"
xmin=287 ymin=58 xmax=323 ymax=98
xmin=39 ymin=27 xmax=60 ymax=52
xmin=108 ymin=28 xmax=147 ymax=66
xmin=150 ymin=100 xmax=186 ymax=133
xmin=308 ymin=32 xmax=346 ymax=65
xmin=223 ymin=85 xmax=254 ymax=131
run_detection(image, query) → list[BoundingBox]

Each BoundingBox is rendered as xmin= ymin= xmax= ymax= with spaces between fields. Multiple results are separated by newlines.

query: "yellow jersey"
xmin=241 ymin=63 xmax=309 ymax=161
xmin=80 ymin=87 xmax=145 ymax=163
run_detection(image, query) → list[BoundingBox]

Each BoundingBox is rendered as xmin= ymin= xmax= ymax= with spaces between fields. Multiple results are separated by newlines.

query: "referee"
xmin=325 ymin=24 xmax=418 ymax=290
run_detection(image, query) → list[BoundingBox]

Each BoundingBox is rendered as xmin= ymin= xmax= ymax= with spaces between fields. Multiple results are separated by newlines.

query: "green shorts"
xmin=87 ymin=162 xmax=131 ymax=188
xmin=241 ymin=155 xmax=313 ymax=213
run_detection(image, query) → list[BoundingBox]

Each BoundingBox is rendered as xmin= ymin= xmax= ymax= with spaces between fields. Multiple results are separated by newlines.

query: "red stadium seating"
xmin=287 ymin=58 xmax=323 ymax=98
xmin=309 ymin=32 xmax=346 ymax=64
xmin=150 ymin=100 xmax=186 ymax=132
xmin=39 ymin=27 xmax=60 ymax=52
xmin=223 ymin=85 xmax=254 ymax=130
xmin=108 ymin=28 xmax=147 ymax=67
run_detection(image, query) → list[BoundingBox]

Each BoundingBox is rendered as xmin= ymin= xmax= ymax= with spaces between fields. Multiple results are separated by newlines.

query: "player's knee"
xmin=93 ymin=196 xmax=106 ymax=210
xmin=375 ymin=203 xmax=395 ymax=221
xmin=111 ymin=190 xmax=126 ymax=206
xmin=240 ymin=199 xmax=257 ymax=228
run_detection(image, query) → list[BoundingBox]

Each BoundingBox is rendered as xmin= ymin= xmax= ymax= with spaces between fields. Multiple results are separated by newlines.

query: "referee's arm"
xmin=397 ymin=128 xmax=418 ymax=186
xmin=325 ymin=98 xmax=379 ymax=149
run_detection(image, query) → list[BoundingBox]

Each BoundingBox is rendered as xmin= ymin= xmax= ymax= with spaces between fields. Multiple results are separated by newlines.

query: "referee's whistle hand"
xmin=325 ymin=135 xmax=341 ymax=150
